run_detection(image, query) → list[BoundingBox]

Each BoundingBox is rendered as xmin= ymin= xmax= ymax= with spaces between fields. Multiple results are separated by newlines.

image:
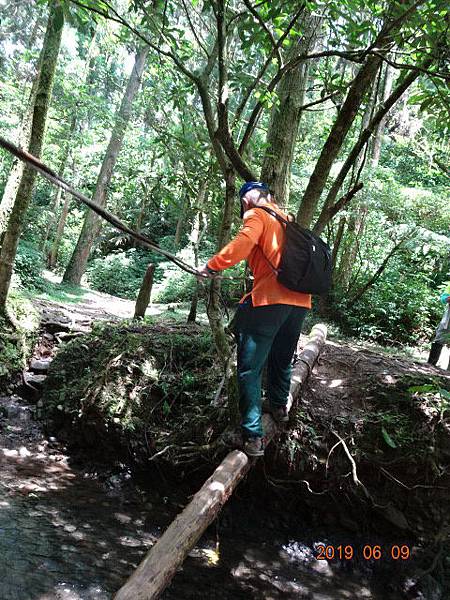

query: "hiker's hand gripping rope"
xmin=196 ymin=264 xmax=221 ymax=282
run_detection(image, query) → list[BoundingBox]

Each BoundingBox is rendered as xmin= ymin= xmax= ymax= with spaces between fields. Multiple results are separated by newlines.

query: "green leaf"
xmin=419 ymin=98 xmax=434 ymax=113
xmin=381 ymin=427 xmax=397 ymax=448
xmin=408 ymin=384 xmax=436 ymax=394
xmin=439 ymin=389 xmax=450 ymax=401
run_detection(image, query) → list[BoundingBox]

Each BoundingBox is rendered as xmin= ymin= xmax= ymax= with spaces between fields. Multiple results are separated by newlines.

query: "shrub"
xmin=336 ymin=266 xmax=441 ymax=345
xmin=13 ymin=240 xmax=46 ymax=290
xmin=155 ymin=268 xmax=198 ymax=303
xmin=86 ymin=249 xmax=155 ymax=299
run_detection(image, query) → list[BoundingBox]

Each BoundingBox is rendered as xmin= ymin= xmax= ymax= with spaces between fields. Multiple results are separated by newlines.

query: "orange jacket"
xmin=207 ymin=202 xmax=311 ymax=309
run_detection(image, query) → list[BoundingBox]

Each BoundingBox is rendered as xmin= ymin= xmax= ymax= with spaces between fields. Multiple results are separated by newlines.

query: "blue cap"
xmin=239 ymin=181 xmax=269 ymax=218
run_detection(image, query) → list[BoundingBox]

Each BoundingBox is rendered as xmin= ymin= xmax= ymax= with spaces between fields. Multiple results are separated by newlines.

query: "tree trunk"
xmin=187 ymin=285 xmax=199 ymax=323
xmin=0 ymin=0 xmax=63 ymax=311
xmin=0 ymin=11 xmax=45 ymax=241
xmin=312 ymin=61 xmax=425 ymax=236
xmin=296 ymin=4 xmax=415 ymax=228
xmin=134 ymin=157 xmax=156 ymax=238
xmin=47 ymin=190 xmax=71 ymax=269
xmin=206 ymin=168 xmax=240 ymax=426
xmin=331 ymin=217 xmax=346 ymax=275
xmin=371 ymin=63 xmax=395 ymax=167
xmin=134 ymin=264 xmax=155 ymax=318
xmin=336 ymin=205 xmax=368 ymax=292
xmin=329 ymin=88 xmax=374 ymax=291
xmin=347 ymin=231 xmax=414 ymax=308
xmin=41 ymin=114 xmax=76 ymax=254
xmin=187 ymin=177 xmax=209 ymax=323
xmin=44 ymin=29 xmax=98 ymax=263
xmin=207 ymin=167 xmax=235 ymax=364
xmin=260 ymin=14 xmax=321 ymax=203
xmin=41 ymin=185 xmax=63 ymax=252
xmin=173 ymin=191 xmax=188 ymax=250
xmin=62 ymin=44 xmax=149 ymax=285
xmin=0 ymin=74 xmax=40 ymax=239
xmin=297 ymin=56 xmax=383 ymax=227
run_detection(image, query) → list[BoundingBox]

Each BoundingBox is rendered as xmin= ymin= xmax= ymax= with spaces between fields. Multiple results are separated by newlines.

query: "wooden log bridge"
xmin=114 ymin=324 xmax=327 ymax=600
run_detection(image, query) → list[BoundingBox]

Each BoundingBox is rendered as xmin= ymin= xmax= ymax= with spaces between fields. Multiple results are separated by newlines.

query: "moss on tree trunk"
xmin=0 ymin=0 xmax=64 ymax=312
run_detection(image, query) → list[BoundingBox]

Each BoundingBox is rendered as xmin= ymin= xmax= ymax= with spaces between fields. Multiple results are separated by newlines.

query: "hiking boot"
xmin=218 ymin=430 xmax=244 ymax=448
xmin=243 ymin=437 xmax=265 ymax=457
xmin=270 ymin=405 xmax=289 ymax=423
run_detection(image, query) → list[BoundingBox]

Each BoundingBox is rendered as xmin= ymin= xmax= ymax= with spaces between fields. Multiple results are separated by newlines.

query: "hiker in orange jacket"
xmin=198 ymin=182 xmax=311 ymax=456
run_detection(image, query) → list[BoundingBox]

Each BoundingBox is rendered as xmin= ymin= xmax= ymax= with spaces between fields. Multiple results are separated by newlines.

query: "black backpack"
xmin=255 ymin=206 xmax=332 ymax=295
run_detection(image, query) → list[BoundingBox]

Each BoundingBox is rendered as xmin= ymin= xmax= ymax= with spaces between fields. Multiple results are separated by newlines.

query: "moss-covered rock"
xmin=0 ymin=290 xmax=39 ymax=391
xmin=42 ymin=320 xmax=226 ymax=465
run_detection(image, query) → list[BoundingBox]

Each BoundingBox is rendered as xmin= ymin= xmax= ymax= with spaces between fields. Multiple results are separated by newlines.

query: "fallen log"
xmin=114 ymin=323 xmax=327 ymax=600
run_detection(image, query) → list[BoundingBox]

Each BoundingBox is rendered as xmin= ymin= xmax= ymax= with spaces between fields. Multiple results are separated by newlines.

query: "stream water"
xmin=0 ymin=391 xmax=417 ymax=600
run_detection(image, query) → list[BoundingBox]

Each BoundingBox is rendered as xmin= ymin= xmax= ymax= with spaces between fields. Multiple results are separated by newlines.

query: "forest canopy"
xmin=0 ymin=0 xmax=449 ymax=347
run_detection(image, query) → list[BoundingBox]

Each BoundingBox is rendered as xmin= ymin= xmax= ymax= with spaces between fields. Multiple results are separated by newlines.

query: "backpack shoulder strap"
xmin=252 ymin=206 xmax=289 ymax=274
xmin=254 ymin=205 xmax=290 ymax=226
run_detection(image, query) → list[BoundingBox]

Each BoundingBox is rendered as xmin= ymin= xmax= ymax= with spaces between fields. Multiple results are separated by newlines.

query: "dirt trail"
xmin=31 ymin=280 xmax=168 ymax=328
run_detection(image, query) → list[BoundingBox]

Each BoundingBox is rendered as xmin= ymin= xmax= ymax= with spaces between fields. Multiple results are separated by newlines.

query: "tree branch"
xmin=299 ymin=91 xmax=341 ymax=111
xmin=314 ymin=182 xmax=363 ymax=235
xmin=233 ymin=3 xmax=305 ymax=128
xmin=242 ymin=0 xmax=282 ymax=69
xmin=214 ymin=0 xmax=256 ymax=180
xmin=346 ymin=229 xmax=417 ymax=307
xmin=69 ymin=0 xmax=199 ymax=84
xmin=180 ymin=0 xmax=209 ymax=57
xmin=370 ymin=51 xmax=449 ymax=79
xmin=433 ymin=155 xmax=450 ymax=178
xmin=238 ymin=48 xmax=377 ymax=155
xmin=313 ymin=58 xmax=432 ymax=233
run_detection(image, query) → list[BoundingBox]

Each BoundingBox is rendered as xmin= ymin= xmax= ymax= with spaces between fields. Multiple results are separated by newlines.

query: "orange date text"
xmin=315 ymin=544 xmax=410 ymax=561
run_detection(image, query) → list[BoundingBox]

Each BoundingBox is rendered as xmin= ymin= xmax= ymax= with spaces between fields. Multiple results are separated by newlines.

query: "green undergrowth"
xmin=34 ymin=279 xmax=88 ymax=304
xmin=42 ymin=320 xmax=227 ymax=465
xmin=0 ymin=290 xmax=39 ymax=391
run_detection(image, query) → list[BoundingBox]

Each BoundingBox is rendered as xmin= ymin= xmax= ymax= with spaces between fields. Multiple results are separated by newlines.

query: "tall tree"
xmin=0 ymin=76 xmax=39 ymax=237
xmin=371 ymin=62 xmax=395 ymax=167
xmin=65 ymin=0 xmax=448 ymax=359
xmin=63 ymin=44 xmax=149 ymax=285
xmin=297 ymin=4 xmax=415 ymax=228
xmin=0 ymin=0 xmax=64 ymax=311
xmin=0 ymin=7 xmax=45 ymax=237
xmin=44 ymin=26 xmax=98 ymax=265
xmin=260 ymin=13 xmax=322 ymax=203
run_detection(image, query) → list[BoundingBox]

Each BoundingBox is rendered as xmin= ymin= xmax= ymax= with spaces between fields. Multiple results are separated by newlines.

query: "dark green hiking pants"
xmin=235 ymin=300 xmax=308 ymax=439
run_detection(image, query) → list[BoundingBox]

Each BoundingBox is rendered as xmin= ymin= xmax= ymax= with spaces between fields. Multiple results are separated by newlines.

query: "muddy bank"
xmin=41 ymin=321 xmax=225 ymax=467
xmin=38 ymin=319 xmax=450 ymax=597
xmin=275 ymin=342 xmax=450 ymax=543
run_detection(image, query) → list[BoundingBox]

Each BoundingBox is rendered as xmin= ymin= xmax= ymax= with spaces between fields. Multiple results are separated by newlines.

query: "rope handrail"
xmin=0 ymin=134 xmax=229 ymax=279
